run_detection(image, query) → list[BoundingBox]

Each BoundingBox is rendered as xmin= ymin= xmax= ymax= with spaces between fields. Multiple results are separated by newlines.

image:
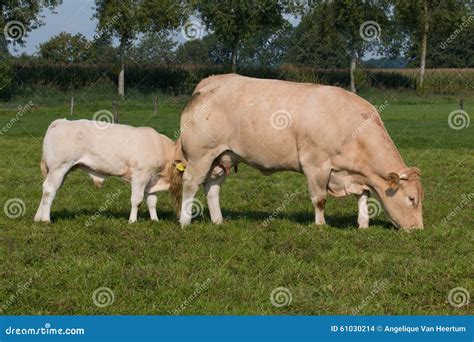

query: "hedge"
xmin=4 ymin=62 xmax=473 ymax=97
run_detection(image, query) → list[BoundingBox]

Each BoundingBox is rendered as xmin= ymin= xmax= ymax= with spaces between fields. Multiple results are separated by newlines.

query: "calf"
xmin=34 ymin=119 xmax=183 ymax=223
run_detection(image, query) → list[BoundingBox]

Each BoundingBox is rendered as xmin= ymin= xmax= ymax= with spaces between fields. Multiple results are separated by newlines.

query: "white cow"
xmin=34 ymin=119 xmax=183 ymax=223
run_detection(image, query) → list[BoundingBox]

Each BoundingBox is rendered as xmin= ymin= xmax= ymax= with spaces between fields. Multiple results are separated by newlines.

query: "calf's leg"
xmin=129 ymin=173 xmax=149 ymax=223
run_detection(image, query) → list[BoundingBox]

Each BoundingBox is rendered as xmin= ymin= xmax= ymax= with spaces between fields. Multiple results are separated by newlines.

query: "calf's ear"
xmin=387 ymin=172 xmax=400 ymax=190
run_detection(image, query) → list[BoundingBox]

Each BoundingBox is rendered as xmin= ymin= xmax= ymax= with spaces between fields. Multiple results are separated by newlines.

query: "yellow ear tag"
xmin=176 ymin=163 xmax=186 ymax=172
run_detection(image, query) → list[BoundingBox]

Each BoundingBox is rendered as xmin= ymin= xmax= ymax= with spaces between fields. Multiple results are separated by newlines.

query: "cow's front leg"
xmin=304 ymin=166 xmax=330 ymax=226
xmin=357 ymin=190 xmax=370 ymax=228
xmin=204 ymin=171 xmax=226 ymax=224
xmin=129 ymin=174 xmax=148 ymax=224
xmin=180 ymin=153 xmax=218 ymax=226
xmin=146 ymin=193 xmax=158 ymax=221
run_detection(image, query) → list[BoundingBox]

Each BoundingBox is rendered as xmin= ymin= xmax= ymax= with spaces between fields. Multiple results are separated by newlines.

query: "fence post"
xmin=112 ymin=101 xmax=119 ymax=123
xmin=70 ymin=97 xmax=74 ymax=116
xmin=460 ymin=98 xmax=464 ymax=111
xmin=153 ymin=95 xmax=158 ymax=116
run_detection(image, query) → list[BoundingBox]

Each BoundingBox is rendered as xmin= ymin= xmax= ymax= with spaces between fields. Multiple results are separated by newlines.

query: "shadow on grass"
xmin=221 ymin=209 xmax=394 ymax=230
xmin=51 ymin=208 xmax=177 ymax=222
xmin=50 ymin=208 xmax=393 ymax=230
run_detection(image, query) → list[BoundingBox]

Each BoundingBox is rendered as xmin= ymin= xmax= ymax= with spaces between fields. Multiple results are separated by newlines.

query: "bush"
xmin=0 ymin=59 xmax=13 ymax=100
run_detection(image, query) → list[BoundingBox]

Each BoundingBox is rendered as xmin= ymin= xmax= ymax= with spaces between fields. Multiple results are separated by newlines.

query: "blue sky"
xmin=12 ymin=0 xmax=97 ymax=55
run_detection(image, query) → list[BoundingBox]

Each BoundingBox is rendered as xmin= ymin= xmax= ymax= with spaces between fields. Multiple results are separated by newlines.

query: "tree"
xmin=95 ymin=0 xmax=186 ymax=98
xmin=0 ymin=0 xmax=62 ymax=57
xmin=285 ymin=1 xmax=389 ymax=92
xmin=193 ymin=0 xmax=286 ymax=72
xmin=130 ymin=31 xmax=176 ymax=64
xmin=175 ymin=38 xmax=212 ymax=65
xmin=393 ymin=0 xmax=469 ymax=88
xmin=39 ymin=32 xmax=90 ymax=63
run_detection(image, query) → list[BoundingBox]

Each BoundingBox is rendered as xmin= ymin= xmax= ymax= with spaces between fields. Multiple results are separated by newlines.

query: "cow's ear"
xmin=388 ymin=172 xmax=400 ymax=190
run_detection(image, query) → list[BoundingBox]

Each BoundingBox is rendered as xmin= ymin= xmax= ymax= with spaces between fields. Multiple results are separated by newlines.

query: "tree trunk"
xmin=419 ymin=0 xmax=429 ymax=89
xmin=0 ymin=34 xmax=10 ymax=58
xmin=350 ymin=55 xmax=357 ymax=93
xmin=118 ymin=62 xmax=125 ymax=99
xmin=118 ymin=41 xmax=125 ymax=99
xmin=231 ymin=38 xmax=239 ymax=73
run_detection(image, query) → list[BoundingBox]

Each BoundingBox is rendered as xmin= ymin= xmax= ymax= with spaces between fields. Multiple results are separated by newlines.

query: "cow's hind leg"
xmin=204 ymin=172 xmax=226 ymax=224
xmin=303 ymin=166 xmax=331 ymax=226
xmin=180 ymin=153 xmax=219 ymax=226
xmin=357 ymin=190 xmax=370 ymax=228
xmin=34 ymin=164 xmax=72 ymax=222
xmin=129 ymin=173 xmax=149 ymax=224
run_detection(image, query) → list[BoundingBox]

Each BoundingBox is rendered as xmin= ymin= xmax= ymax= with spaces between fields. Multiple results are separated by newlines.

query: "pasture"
xmin=0 ymin=85 xmax=472 ymax=315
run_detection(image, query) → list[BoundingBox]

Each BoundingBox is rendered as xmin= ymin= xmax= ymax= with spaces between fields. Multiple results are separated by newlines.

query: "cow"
xmin=177 ymin=74 xmax=424 ymax=229
xmin=34 ymin=119 xmax=184 ymax=223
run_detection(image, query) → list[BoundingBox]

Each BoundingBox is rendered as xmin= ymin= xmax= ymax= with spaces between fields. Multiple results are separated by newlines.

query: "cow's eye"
xmin=408 ymin=195 xmax=416 ymax=205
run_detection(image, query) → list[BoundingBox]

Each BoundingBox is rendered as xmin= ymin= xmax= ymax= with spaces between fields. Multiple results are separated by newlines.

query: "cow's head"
xmin=381 ymin=167 xmax=424 ymax=229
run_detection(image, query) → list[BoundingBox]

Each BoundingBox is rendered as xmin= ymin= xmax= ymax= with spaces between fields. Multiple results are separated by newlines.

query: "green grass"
xmin=0 ymin=86 xmax=472 ymax=315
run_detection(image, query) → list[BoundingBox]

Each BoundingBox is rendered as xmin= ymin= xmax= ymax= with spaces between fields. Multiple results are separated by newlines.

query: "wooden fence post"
xmin=460 ymin=98 xmax=464 ymax=111
xmin=153 ymin=95 xmax=158 ymax=116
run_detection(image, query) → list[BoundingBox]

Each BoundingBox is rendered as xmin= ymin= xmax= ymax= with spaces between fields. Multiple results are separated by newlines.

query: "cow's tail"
xmin=40 ymin=159 xmax=48 ymax=179
xmin=168 ymin=138 xmax=185 ymax=219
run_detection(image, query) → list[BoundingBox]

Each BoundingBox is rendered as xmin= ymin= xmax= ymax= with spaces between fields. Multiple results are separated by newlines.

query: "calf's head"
xmin=381 ymin=167 xmax=424 ymax=229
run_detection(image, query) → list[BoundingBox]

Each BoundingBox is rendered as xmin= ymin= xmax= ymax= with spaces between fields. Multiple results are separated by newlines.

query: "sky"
xmin=12 ymin=0 xmax=97 ymax=55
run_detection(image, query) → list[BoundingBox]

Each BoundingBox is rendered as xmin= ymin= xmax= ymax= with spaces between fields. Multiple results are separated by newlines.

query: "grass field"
xmin=0 ymin=84 xmax=472 ymax=315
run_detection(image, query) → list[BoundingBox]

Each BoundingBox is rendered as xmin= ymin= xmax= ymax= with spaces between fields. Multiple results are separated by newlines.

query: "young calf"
xmin=34 ymin=119 xmax=183 ymax=223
